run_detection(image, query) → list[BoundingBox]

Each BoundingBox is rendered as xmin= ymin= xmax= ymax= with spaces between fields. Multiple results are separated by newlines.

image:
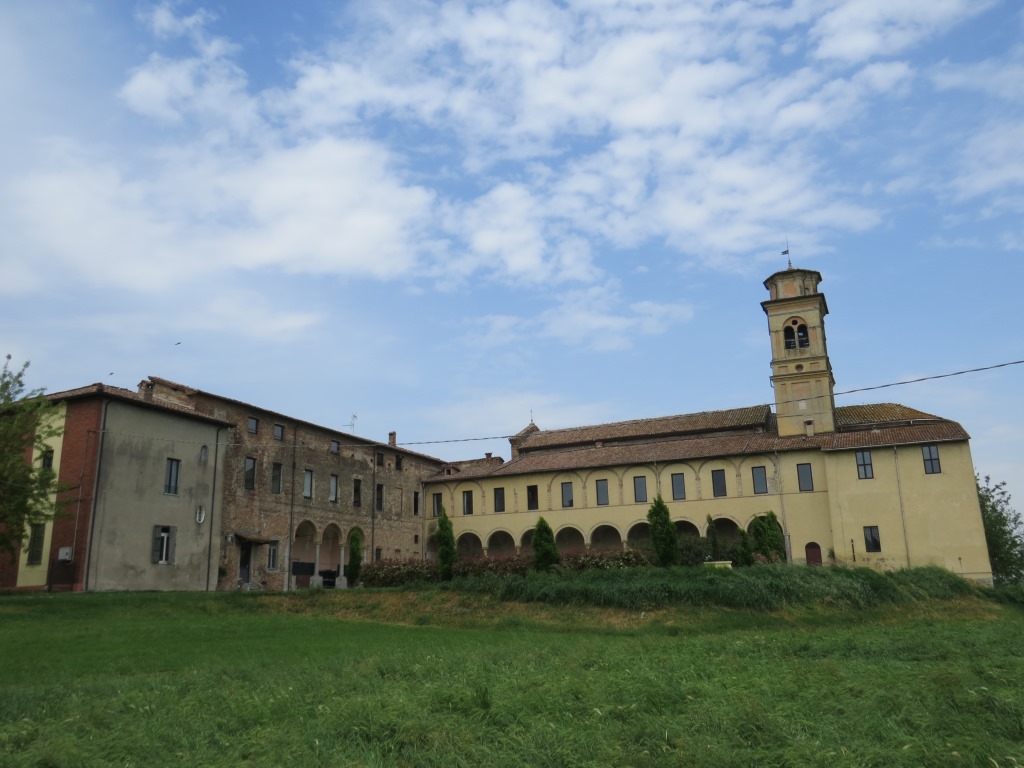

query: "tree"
xmin=532 ymin=517 xmax=560 ymax=572
xmin=706 ymin=515 xmax=721 ymax=561
xmin=0 ymin=356 xmax=63 ymax=557
xmin=347 ymin=529 xmax=363 ymax=586
xmin=977 ymin=475 xmax=1024 ymax=586
xmin=646 ymin=494 xmax=679 ymax=566
xmin=436 ymin=508 xmax=457 ymax=581
xmin=748 ymin=511 xmax=787 ymax=563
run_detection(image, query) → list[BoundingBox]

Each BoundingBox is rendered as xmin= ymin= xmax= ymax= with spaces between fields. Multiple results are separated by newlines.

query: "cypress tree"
xmin=347 ymin=529 xmax=363 ymax=586
xmin=436 ymin=508 xmax=457 ymax=581
xmin=532 ymin=517 xmax=560 ymax=572
xmin=647 ymin=494 xmax=679 ymax=566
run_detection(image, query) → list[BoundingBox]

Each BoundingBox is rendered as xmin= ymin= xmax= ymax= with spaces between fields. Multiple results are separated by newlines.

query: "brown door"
xmin=805 ymin=542 xmax=822 ymax=566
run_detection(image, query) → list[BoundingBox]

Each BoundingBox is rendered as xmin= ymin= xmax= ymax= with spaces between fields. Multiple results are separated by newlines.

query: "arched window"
xmin=784 ymin=326 xmax=796 ymax=349
xmin=796 ymin=324 xmax=809 ymax=348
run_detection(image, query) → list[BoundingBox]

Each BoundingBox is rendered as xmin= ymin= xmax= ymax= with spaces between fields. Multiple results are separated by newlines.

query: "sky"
xmin=1 ymin=0 xmax=1022 ymax=507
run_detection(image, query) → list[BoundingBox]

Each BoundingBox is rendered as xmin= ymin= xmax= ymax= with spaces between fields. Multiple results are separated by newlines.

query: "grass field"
xmin=2 ymin=578 xmax=1023 ymax=767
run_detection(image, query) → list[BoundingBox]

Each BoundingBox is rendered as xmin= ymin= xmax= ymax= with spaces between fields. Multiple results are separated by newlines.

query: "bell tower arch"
xmin=762 ymin=266 xmax=836 ymax=436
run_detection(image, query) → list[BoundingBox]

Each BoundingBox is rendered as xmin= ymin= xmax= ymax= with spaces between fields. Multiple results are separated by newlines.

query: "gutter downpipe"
xmin=286 ymin=427 xmax=298 ymax=591
xmin=370 ymin=447 xmax=377 ymax=563
xmin=773 ymin=451 xmax=792 ymax=563
xmin=892 ymin=445 xmax=912 ymax=567
xmin=83 ymin=399 xmax=112 ymax=592
xmin=205 ymin=425 xmax=226 ymax=592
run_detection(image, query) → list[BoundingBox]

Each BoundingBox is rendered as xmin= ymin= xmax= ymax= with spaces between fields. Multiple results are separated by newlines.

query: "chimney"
xmin=485 ymin=452 xmax=492 ymax=459
xmin=804 ymin=419 xmax=815 ymax=437
xmin=141 ymin=380 xmax=154 ymax=403
xmin=388 ymin=431 xmax=397 ymax=446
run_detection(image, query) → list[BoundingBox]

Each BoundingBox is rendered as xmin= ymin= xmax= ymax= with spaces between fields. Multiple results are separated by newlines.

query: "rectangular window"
xmin=27 ymin=523 xmax=45 ymax=566
xmin=247 ymin=416 xmax=258 ymax=434
xmin=923 ymin=444 xmax=941 ymax=474
xmin=797 ymin=463 xmax=814 ymax=492
xmin=243 ymin=457 xmax=256 ymax=491
xmin=671 ymin=472 xmax=686 ymax=501
xmin=432 ymin=492 xmax=443 ymax=517
xmin=271 ymin=462 xmax=283 ymax=494
xmin=856 ymin=450 xmax=874 ymax=480
xmin=494 ymin=487 xmax=505 ymax=513
xmin=303 ymin=469 xmax=313 ymax=499
xmin=353 ymin=478 xmax=362 ymax=507
xmin=375 ymin=483 xmax=384 ymax=511
xmin=165 ymin=458 xmax=180 ymax=495
xmin=526 ymin=485 xmax=539 ymax=511
xmin=41 ymin=450 xmax=54 ymax=470
xmin=751 ymin=466 xmax=768 ymax=495
xmin=273 ymin=423 xmax=284 ymax=440
xmin=375 ymin=547 xmax=383 ymax=562
xmin=596 ymin=479 xmax=609 ymax=506
xmin=413 ymin=491 xmax=420 ymax=516
xmin=864 ymin=526 xmax=881 ymax=553
xmin=330 ymin=440 xmax=340 ymax=454
xmin=151 ymin=525 xmax=175 ymax=564
xmin=376 ymin=452 xmax=385 ymax=467
xmin=463 ymin=490 xmax=473 ymax=515
xmin=561 ymin=481 xmax=574 ymax=508
xmin=633 ymin=476 xmax=647 ymax=503
xmin=711 ymin=469 xmax=727 ymax=498
xmin=395 ymin=455 xmax=403 ymax=471
xmin=267 ymin=541 xmax=279 ymax=570
xmin=329 ymin=474 xmax=338 ymax=502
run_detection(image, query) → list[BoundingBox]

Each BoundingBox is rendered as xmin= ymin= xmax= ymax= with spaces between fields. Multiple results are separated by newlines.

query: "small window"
xmin=432 ymin=492 xmax=443 ymax=517
xmin=273 ymin=423 xmax=284 ymax=440
xmin=165 ymin=458 xmax=181 ymax=495
xmin=711 ymin=469 xmax=727 ymax=498
xmin=462 ymin=489 xmax=473 ymax=515
xmin=271 ymin=462 xmax=283 ymax=494
xmin=353 ymin=478 xmax=362 ymax=507
xmin=303 ymin=469 xmax=313 ymax=499
xmin=330 ymin=440 xmax=340 ymax=454
xmin=247 ymin=417 xmax=258 ymax=434
xmin=796 ymin=324 xmax=809 ymax=348
xmin=493 ymin=487 xmax=505 ymax=513
xmin=267 ymin=541 xmax=279 ymax=570
xmin=244 ymin=457 xmax=256 ymax=491
xmin=151 ymin=525 xmax=176 ymax=564
xmin=375 ymin=483 xmax=384 ymax=511
xmin=671 ymin=472 xmax=686 ymax=501
xmin=198 ymin=445 xmax=208 ymax=466
xmin=527 ymin=485 xmax=539 ymax=511
xmin=633 ymin=476 xmax=647 ymax=503
xmin=561 ymin=482 xmax=573 ymax=508
xmin=856 ymin=450 xmax=874 ymax=480
xmin=595 ymin=479 xmax=609 ymax=506
xmin=376 ymin=452 xmax=384 ymax=467
xmin=329 ymin=474 xmax=338 ymax=503
xmin=784 ymin=325 xmax=796 ymax=349
xmin=797 ymin=463 xmax=814 ymax=492
xmin=922 ymin=444 xmax=941 ymax=474
xmin=27 ymin=523 xmax=45 ymax=566
xmin=413 ymin=491 xmax=420 ymax=517
xmin=395 ymin=455 xmax=403 ymax=471
xmin=414 ymin=534 xmax=420 ymax=544
xmin=375 ymin=547 xmax=383 ymax=562
xmin=751 ymin=466 xmax=768 ymax=495
xmin=41 ymin=450 xmax=54 ymax=470
xmin=864 ymin=526 xmax=881 ymax=553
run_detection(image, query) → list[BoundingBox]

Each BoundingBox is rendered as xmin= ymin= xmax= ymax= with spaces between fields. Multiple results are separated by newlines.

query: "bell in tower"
xmin=762 ymin=266 xmax=836 ymax=436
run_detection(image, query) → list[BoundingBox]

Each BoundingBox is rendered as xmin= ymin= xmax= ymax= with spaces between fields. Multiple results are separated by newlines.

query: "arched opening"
xmin=627 ymin=522 xmax=651 ymax=549
xmin=590 ymin=525 xmax=622 ymax=550
xmin=747 ymin=514 xmax=786 ymax=563
xmin=555 ymin=526 xmax=585 ymax=554
xmin=320 ymin=524 xmax=342 ymax=587
xmin=293 ymin=521 xmax=317 ymax=588
xmin=425 ymin=525 xmax=440 ymax=560
xmin=784 ymin=325 xmax=796 ymax=349
xmin=707 ymin=518 xmax=741 ymax=545
xmin=487 ymin=530 xmax=516 ymax=556
xmin=457 ymin=532 xmax=483 ymax=558
xmin=805 ymin=542 xmax=823 ymax=566
xmin=675 ymin=520 xmax=700 ymax=538
xmin=797 ymin=323 xmax=809 ymax=348
xmin=520 ymin=529 xmax=535 ymax=552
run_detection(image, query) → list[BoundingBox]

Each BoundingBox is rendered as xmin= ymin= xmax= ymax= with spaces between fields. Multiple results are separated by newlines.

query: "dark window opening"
xmin=923 ymin=444 xmax=941 ymax=474
xmin=595 ymin=479 xmax=609 ymax=506
xmin=273 ymin=423 xmax=284 ymax=440
xmin=395 ymin=455 xmax=403 ymax=471
xmin=376 ymin=452 xmax=384 ymax=467
xmin=797 ymin=463 xmax=814 ymax=492
xmin=561 ymin=481 xmax=573 ymax=508
xmin=330 ymin=440 xmax=340 ymax=454
xmin=527 ymin=485 xmax=539 ymax=511
xmin=303 ymin=469 xmax=313 ymax=499
xmin=247 ymin=417 xmax=258 ymax=434
xmin=165 ymin=458 xmax=181 ymax=495
xmin=671 ymin=472 xmax=686 ymax=500
xmin=796 ymin=324 xmax=809 ymax=348
xmin=432 ymin=492 xmax=442 ymax=517
xmin=271 ymin=462 xmax=283 ymax=494
xmin=633 ymin=476 xmax=647 ymax=503
xmin=329 ymin=474 xmax=338 ymax=503
xmin=864 ymin=526 xmax=881 ymax=553
xmin=27 ymin=523 xmax=45 ymax=565
xmin=784 ymin=326 xmax=796 ymax=349
xmin=751 ymin=466 xmax=768 ymax=495
xmin=375 ymin=483 xmax=384 ymax=511
xmin=413 ymin=491 xmax=420 ymax=516
xmin=353 ymin=478 xmax=362 ymax=507
xmin=493 ymin=487 xmax=505 ymax=513
xmin=856 ymin=450 xmax=874 ymax=480
xmin=462 ymin=490 xmax=473 ymax=515
xmin=41 ymin=450 xmax=54 ymax=470
xmin=711 ymin=469 xmax=727 ymax=498
xmin=243 ymin=457 xmax=256 ymax=491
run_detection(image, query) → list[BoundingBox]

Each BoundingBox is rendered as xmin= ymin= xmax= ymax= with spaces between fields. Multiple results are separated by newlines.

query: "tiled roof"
xmin=46 ymin=383 xmax=234 ymax=426
xmin=514 ymin=405 xmax=772 ymax=451
xmin=426 ymin=402 xmax=968 ymax=482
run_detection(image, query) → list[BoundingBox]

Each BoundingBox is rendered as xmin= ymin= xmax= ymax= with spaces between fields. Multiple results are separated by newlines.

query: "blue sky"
xmin=2 ymin=1 xmax=1022 ymax=506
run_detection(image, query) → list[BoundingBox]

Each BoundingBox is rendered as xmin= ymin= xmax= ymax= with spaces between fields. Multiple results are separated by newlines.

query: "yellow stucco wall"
xmin=16 ymin=403 xmax=67 ymax=588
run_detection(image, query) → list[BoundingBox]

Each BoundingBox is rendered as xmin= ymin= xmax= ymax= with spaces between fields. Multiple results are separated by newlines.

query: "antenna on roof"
xmin=530 ymin=409 xmax=534 ymax=424
xmin=782 ymin=236 xmax=791 ymax=269
xmin=344 ymin=413 xmax=357 ymax=432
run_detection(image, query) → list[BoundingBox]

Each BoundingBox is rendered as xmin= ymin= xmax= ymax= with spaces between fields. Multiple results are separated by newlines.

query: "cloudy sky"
xmin=2 ymin=1 xmax=1022 ymax=504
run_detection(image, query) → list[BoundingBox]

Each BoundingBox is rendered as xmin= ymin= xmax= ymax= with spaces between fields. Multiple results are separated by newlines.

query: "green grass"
xmin=1 ymin=585 xmax=1023 ymax=767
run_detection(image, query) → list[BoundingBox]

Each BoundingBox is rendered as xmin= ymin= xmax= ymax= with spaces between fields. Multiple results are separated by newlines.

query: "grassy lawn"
xmin=1 ymin=588 xmax=1022 ymax=767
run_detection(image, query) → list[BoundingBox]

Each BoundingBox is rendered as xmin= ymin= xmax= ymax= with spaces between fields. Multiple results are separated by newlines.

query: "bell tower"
xmin=762 ymin=266 xmax=836 ymax=436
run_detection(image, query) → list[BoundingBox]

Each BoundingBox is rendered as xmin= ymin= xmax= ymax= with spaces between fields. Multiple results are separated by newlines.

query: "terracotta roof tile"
xmin=46 ymin=383 xmax=235 ymax=426
xmin=834 ymin=403 xmax=943 ymax=427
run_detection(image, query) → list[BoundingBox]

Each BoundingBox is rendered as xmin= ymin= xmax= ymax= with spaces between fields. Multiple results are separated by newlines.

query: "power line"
xmin=834 ymin=359 xmax=1024 ymax=398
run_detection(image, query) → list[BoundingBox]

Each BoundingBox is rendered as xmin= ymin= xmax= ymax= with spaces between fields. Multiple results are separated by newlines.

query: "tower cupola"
xmin=762 ymin=266 xmax=836 ymax=436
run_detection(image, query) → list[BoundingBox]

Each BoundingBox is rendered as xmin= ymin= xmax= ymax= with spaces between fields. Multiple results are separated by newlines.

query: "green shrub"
xmin=532 ymin=517 xmax=560 ymax=572
xmin=348 ymin=529 xmax=363 ymax=586
xmin=646 ymin=495 xmax=679 ymax=566
xmin=360 ymin=559 xmax=440 ymax=587
xmin=679 ymin=535 xmax=710 ymax=566
xmin=748 ymin=511 xmax=786 ymax=563
xmin=436 ymin=508 xmax=456 ymax=581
